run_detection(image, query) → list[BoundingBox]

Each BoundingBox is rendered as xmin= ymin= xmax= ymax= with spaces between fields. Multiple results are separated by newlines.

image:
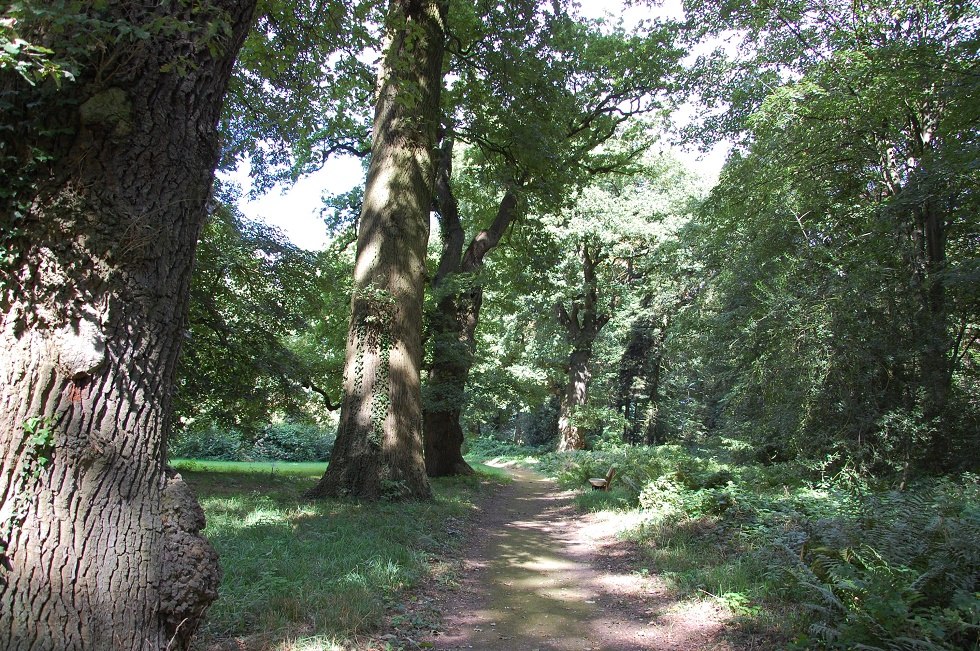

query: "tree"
xmin=305 ymin=0 xmax=448 ymax=500
xmin=421 ymin=2 xmax=682 ymax=472
xmin=673 ymin=0 xmax=979 ymax=471
xmin=0 ymin=2 xmax=254 ymax=649
xmin=176 ymin=195 xmax=347 ymax=434
xmin=422 ymin=139 xmax=521 ymax=474
xmin=555 ymin=240 xmax=613 ymax=450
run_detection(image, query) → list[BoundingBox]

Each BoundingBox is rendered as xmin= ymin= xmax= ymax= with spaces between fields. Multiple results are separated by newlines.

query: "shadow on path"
xmin=427 ymin=463 xmax=731 ymax=650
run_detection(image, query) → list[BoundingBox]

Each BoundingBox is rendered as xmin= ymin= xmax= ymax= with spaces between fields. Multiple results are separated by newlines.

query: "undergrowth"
xmin=468 ymin=437 xmax=980 ymax=649
xmin=175 ymin=460 xmax=500 ymax=649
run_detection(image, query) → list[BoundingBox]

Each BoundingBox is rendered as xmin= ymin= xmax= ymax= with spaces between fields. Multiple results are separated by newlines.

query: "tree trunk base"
xmin=423 ymin=408 xmax=474 ymax=477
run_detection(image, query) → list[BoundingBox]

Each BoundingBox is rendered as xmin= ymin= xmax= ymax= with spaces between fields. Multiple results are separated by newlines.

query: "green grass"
xmin=171 ymin=458 xmax=329 ymax=476
xmin=466 ymin=461 xmax=513 ymax=481
xmin=176 ymin=460 xmax=501 ymax=649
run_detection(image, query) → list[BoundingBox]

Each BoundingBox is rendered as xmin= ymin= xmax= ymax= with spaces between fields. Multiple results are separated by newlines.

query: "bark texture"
xmin=0 ymin=3 xmax=255 ymax=649
xmin=306 ymin=0 xmax=448 ymax=500
xmin=422 ymin=139 xmax=521 ymax=477
xmin=555 ymin=242 xmax=611 ymax=452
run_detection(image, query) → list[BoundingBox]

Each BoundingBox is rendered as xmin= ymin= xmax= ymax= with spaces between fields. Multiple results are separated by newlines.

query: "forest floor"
xmin=382 ymin=462 xmax=740 ymax=651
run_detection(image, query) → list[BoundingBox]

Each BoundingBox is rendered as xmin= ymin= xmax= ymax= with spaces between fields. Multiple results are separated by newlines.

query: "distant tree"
xmin=0 ymin=2 xmax=254 ymax=649
xmin=176 ymin=196 xmax=348 ymax=435
xmin=555 ymin=239 xmax=614 ymax=450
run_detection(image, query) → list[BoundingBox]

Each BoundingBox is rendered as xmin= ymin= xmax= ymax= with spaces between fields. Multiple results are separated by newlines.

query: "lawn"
xmin=172 ymin=459 xmax=502 ymax=650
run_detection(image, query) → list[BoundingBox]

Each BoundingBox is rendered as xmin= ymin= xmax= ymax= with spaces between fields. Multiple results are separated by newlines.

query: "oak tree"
xmin=0 ymin=1 xmax=255 ymax=648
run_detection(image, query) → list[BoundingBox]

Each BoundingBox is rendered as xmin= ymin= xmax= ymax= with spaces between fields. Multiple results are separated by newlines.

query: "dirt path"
xmin=422 ymin=462 xmax=733 ymax=651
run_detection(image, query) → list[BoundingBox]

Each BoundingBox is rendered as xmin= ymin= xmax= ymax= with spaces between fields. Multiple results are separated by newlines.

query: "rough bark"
xmin=555 ymin=242 xmax=611 ymax=452
xmin=422 ymin=139 xmax=521 ymax=477
xmin=306 ymin=0 xmax=447 ymax=500
xmin=0 ymin=3 xmax=255 ymax=649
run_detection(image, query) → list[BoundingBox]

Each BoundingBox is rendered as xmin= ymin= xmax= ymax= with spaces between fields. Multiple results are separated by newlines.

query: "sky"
xmin=227 ymin=0 xmax=730 ymax=250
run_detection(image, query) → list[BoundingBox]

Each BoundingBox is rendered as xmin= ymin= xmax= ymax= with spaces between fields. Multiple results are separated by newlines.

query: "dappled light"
xmin=429 ymin=465 xmax=731 ymax=650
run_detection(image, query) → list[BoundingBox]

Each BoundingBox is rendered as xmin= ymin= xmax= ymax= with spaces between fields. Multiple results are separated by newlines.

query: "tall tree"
xmin=555 ymin=240 xmax=613 ymax=450
xmin=305 ymin=0 xmax=448 ymax=500
xmin=421 ymin=3 xmax=682 ymax=473
xmin=422 ymin=139 xmax=522 ymax=475
xmin=0 ymin=2 xmax=254 ymax=649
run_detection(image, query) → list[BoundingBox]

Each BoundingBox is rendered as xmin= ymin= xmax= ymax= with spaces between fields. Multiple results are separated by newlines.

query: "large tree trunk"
xmin=0 ymin=3 xmax=255 ymax=649
xmin=915 ymin=194 xmax=951 ymax=467
xmin=306 ymin=0 xmax=447 ymax=500
xmin=422 ymin=139 xmax=520 ymax=476
xmin=555 ymin=241 xmax=611 ymax=452
xmin=614 ymin=305 xmax=654 ymax=444
xmin=423 ymin=289 xmax=481 ymax=476
xmin=557 ymin=349 xmax=593 ymax=451
xmin=882 ymin=108 xmax=952 ymax=469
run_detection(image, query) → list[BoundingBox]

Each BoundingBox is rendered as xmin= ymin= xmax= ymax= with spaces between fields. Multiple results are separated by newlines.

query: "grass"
xmin=175 ymin=459 xmax=502 ymax=650
xmin=171 ymin=458 xmax=329 ymax=476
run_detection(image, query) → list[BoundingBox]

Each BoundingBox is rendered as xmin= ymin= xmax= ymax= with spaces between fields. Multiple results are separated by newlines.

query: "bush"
xmin=171 ymin=421 xmax=335 ymax=462
xmin=464 ymin=435 xmax=546 ymax=462
xmin=170 ymin=427 xmax=247 ymax=460
xmin=795 ymin=477 xmax=980 ymax=650
xmin=252 ymin=422 xmax=335 ymax=462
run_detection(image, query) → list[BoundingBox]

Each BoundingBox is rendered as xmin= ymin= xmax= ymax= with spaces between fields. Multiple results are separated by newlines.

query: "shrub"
xmin=170 ymin=427 xmax=247 ymax=460
xmin=171 ymin=421 xmax=335 ymax=462
xmin=253 ymin=422 xmax=335 ymax=462
xmin=796 ymin=477 xmax=980 ymax=650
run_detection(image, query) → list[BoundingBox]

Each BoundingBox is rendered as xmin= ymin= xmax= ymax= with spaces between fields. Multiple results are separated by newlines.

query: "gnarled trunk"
xmin=306 ymin=0 xmax=447 ymax=500
xmin=422 ymin=139 xmax=520 ymax=476
xmin=557 ymin=349 xmax=593 ymax=451
xmin=0 ymin=3 xmax=255 ymax=649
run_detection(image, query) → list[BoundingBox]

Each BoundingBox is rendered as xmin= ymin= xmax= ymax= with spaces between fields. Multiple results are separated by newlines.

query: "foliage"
xmin=463 ymin=436 xmax=547 ymax=464
xmin=654 ymin=0 xmax=980 ymax=474
xmin=0 ymin=17 xmax=71 ymax=85
xmin=176 ymin=193 xmax=350 ymax=433
xmin=220 ymin=0 xmax=380 ymax=190
xmin=794 ymin=478 xmax=980 ymax=650
xmin=170 ymin=422 xmax=335 ymax=463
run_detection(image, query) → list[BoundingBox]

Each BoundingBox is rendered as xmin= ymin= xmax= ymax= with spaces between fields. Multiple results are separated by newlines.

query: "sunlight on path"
xmin=428 ymin=465 xmax=731 ymax=651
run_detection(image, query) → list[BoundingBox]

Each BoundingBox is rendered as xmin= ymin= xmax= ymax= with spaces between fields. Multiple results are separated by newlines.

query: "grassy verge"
xmin=174 ymin=459 xmax=502 ymax=650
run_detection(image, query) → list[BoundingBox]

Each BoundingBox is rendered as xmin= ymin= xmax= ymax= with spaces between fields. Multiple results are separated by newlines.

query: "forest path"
xmin=423 ymin=462 xmax=733 ymax=651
